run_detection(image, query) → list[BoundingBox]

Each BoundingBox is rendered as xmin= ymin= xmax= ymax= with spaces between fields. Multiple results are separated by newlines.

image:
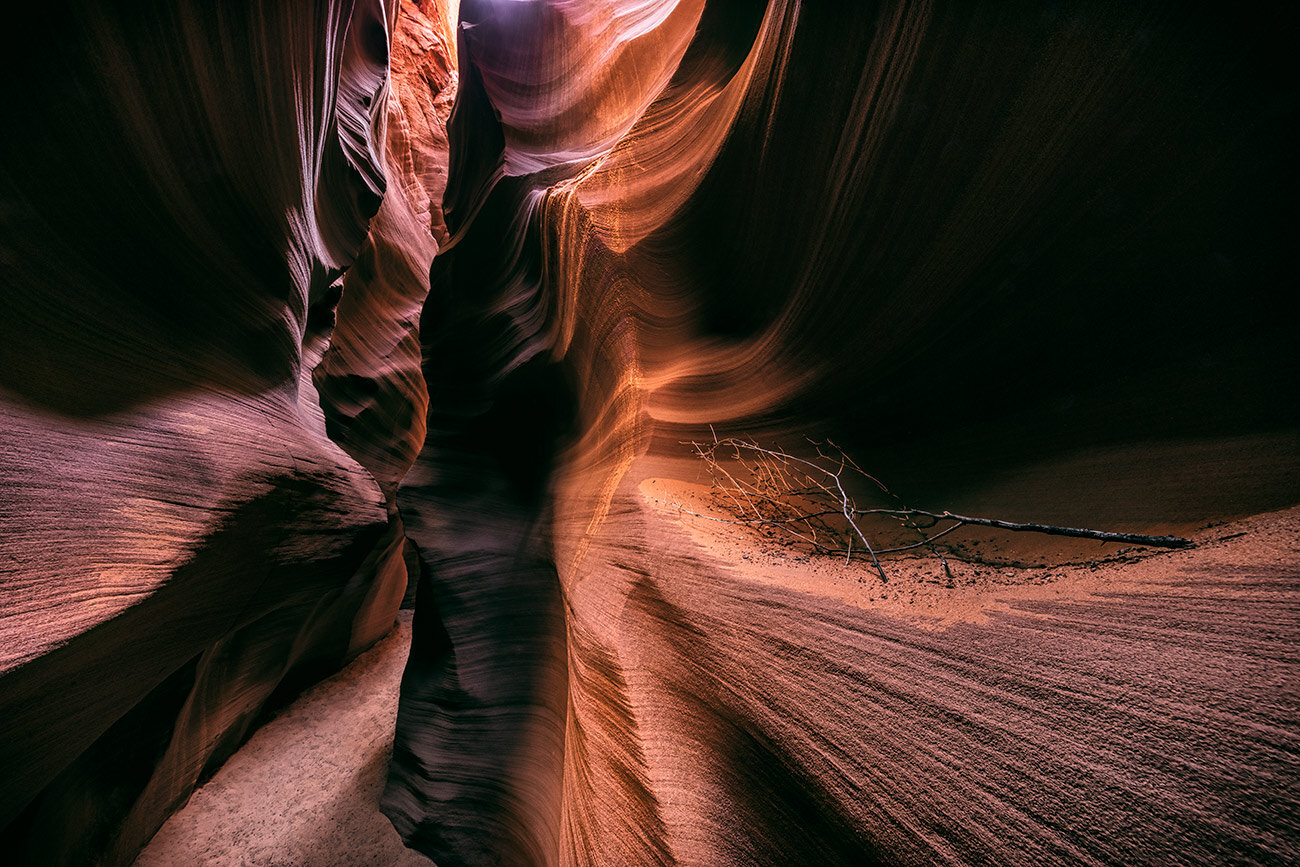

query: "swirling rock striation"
xmin=314 ymin=0 xmax=460 ymax=620
xmin=0 ymin=1 xmax=452 ymax=863
xmin=0 ymin=0 xmax=1296 ymax=864
xmin=387 ymin=1 xmax=1298 ymax=865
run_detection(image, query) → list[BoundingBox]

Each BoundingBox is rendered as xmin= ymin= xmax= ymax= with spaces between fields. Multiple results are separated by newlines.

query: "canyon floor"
xmin=137 ymin=451 xmax=1300 ymax=864
xmin=134 ymin=612 xmax=432 ymax=867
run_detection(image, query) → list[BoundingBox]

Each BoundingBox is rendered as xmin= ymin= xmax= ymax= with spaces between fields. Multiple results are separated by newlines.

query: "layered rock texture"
xmin=2 ymin=0 xmax=1298 ymax=865
xmin=384 ymin=1 xmax=1298 ymax=865
xmin=0 ymin=0 xmax=455 ymax=863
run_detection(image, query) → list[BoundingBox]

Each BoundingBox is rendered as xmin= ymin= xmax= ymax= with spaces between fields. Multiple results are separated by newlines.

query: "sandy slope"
xmin=556 ymin=451 xmax=1300 ymax=863
xmin=134 ymin=613 xmax=430 ymax=867
xmin=136 ymin=454 xmax=1298 ymax=864
xmin=640 ymin=464 xmax=1300 ymax=630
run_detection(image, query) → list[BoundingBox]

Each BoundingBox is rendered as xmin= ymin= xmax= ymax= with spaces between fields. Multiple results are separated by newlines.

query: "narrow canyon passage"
xmin=2 ymin=1 xmax=1297 ymax=866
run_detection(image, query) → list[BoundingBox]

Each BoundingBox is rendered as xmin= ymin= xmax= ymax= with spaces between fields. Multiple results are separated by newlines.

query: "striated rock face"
xmin=314 ymin=0 xmax=460 ymax=621
xmin=385 ymin=1 xmax=1299 ymax=865
xmin=0 ymin=1 xmax=453 ymax=863
xmin=2 ymin=0 xmax=1297 ymax=864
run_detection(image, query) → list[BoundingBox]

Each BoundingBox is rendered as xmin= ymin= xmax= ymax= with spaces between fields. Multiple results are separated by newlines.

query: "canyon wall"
xmin=386 ymin=1 xmax=1298 ymax=864
xmin=0 ymin=1 xmax=455 ymax=863
xmin=1 ymin=0 xmax=1296 ymax=865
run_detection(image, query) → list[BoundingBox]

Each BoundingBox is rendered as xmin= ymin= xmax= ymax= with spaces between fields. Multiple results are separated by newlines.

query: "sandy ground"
xmin=134 ymin=612 xmax=431 ymax=867
xmin=134 ymin=452 xmax=1299 ymax=864
xmin=638 ymin=466 xmax=1296 ymax=630
xmin=567 ymin=453 xmax=1300 ymax=862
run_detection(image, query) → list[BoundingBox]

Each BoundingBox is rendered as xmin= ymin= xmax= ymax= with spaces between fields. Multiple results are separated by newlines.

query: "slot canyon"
xmin=1 ymin=0 xmax=1297 ymax=864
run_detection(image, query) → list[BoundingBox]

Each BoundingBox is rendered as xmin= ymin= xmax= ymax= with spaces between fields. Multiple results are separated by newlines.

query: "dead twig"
xmin=681 ymin=434 xmax=1194 ymax=582
xmin=848 ymin=508 xmax=1194 ymax=549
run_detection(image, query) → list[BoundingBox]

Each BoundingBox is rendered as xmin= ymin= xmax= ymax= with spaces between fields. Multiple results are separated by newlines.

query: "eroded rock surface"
xmin=0 ymin=1 xmax=453 ymax=863
xmin=385 ymin=1 xmax=1298 ymax=865
xmin=2 ymin=1 xmax=1297 ymax=865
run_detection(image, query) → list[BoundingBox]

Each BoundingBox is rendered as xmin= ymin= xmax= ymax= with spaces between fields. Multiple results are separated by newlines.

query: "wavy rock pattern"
xmin=1 ymin=0 xmax=1297 ymax=865
xmin=386 ymin=1 xmax=1298 ymax=865
xmin=315 ymin=0 xmax=459 ymax=619
xmin=0 ymin=1 xmax=451 ymax=863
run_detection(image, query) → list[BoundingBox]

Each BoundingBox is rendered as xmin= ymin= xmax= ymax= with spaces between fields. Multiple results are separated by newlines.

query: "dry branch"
xmin=680 ymin=433 xmax=1194 ymax=582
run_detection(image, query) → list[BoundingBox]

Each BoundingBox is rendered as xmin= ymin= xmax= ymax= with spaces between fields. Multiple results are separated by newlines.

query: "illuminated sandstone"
xmin=2 ymin=2 xmax=1296 ymax=865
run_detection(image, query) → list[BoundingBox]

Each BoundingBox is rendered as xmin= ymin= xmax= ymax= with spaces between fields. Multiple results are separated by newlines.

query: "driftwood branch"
xmin=852 ymin=508 xmax=1194 ymax=549
xmin=681 ymin=433 xmax=1194 ymax=581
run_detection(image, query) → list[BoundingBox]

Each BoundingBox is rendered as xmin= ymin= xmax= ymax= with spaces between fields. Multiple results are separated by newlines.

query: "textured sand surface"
xmin=545 ymin=452 xmax=1300 ymax=864
xmin=136 ymin=613 xmax=430 ymax=867
xmin=138 ymin=489 xmax=1299 ymax=865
